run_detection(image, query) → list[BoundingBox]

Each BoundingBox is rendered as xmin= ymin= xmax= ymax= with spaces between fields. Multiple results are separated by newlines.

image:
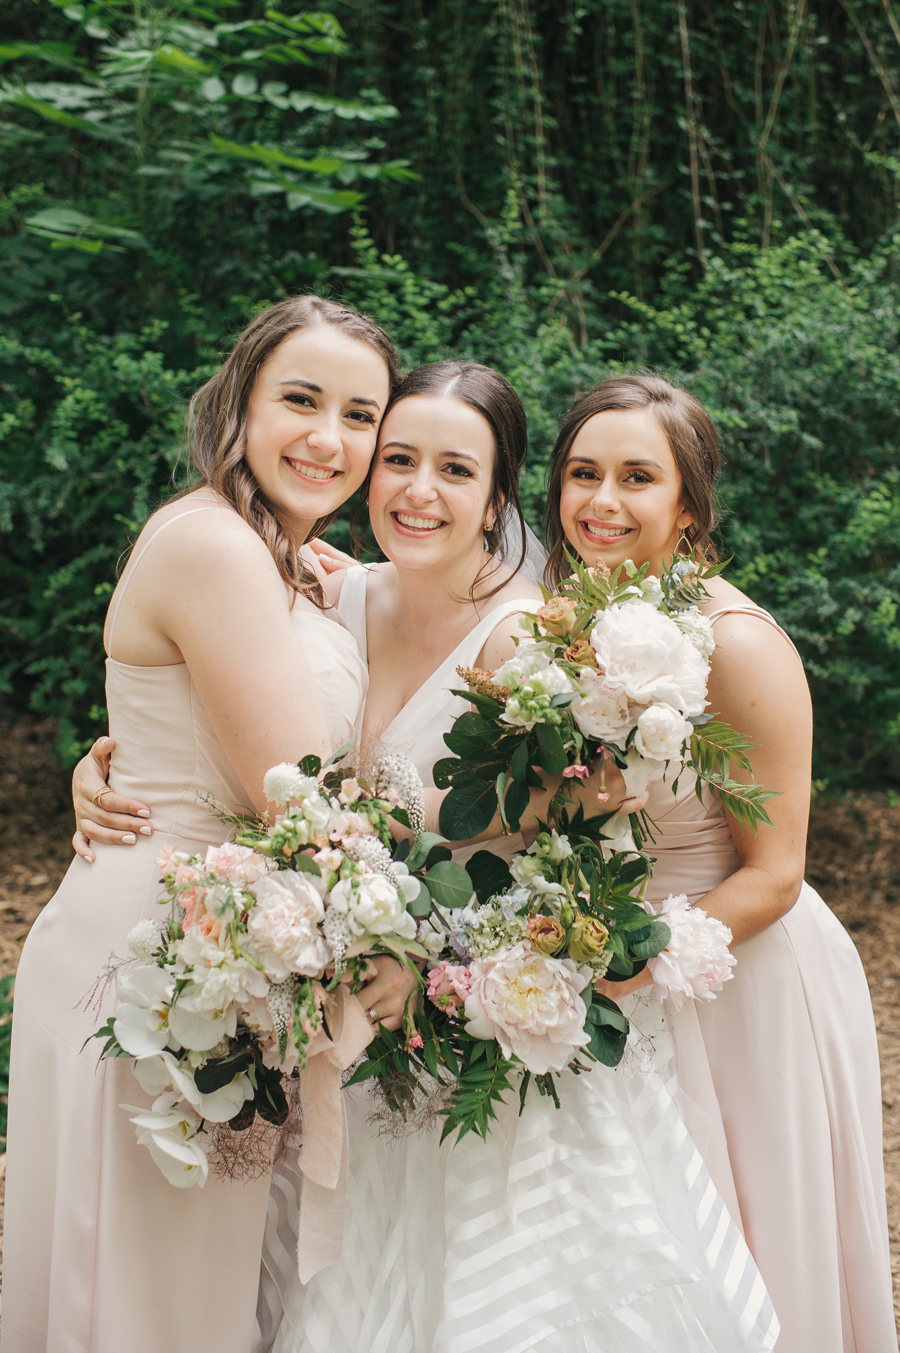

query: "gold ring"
xmin=91 ymin=786 xmax=114 ymax=810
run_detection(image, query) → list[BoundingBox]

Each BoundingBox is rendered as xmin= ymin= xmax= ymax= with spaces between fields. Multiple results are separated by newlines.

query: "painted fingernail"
xmin=137 ymin=809 xmax=151 ymax=819
xmin=123 ymin=833 xmax=136 ymax=844
xmin=139 ymin=825 xmax=152 ymax=836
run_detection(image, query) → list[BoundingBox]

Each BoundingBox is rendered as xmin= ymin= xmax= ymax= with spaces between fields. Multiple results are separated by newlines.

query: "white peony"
xmin=589 ymin=602 xmax=708 ymax=716
xmin=676 ymin=608 xmax=716 ymax=660
xmin=570 ymin=670 xmax=635 ymax=747
xmin=170 ymin=931 xmax=268 ymax=1050
xmin=643 ymin=894 xmax=736 ymax=1010
xmin=245 ymin=870 xmax=332 ymax=981
xmin=263 ymin=763 xmax=320 ymax=806
xmin=126 ymin=920 xmax=160 ymax=964
xmin=114 ymin=966 xmax=176 ymax=1058
xmin=464 ymin=942 xmax=591 ymax=1074
xmin=125 ymin=1097 xmax=210 ymax=1188
xmin=634 ymin=703 xmax=692 ymax=762
xmin=332 ymin=872 xmax=417 ymax=940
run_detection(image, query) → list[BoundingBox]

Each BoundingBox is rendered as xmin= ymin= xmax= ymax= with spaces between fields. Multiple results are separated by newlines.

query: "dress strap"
xmin=706 ymin=603 xmax=802 ymax=662
xmin=335 ymin=565 xmax=370 ymax=665
xmin=451 ymin=597 xmax=537 ymax=673
xmin=106 ymin=505 xmax=221 ymax=655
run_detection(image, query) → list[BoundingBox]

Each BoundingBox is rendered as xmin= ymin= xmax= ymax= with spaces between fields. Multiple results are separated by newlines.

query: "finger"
xmin=317 ymin=554 xmax=347 ymax=575
xmin=620 ymin=792 xmax=649 ymax=815
xmin=74 ymin=818 xmax=139 ymax=847
xmin=76 ymin=791 xmax=153 ymax=824
xmin=73 ymin=830 xmax=96 ymax=864
xmin=90 ymin=736 xmax=115 ymax=771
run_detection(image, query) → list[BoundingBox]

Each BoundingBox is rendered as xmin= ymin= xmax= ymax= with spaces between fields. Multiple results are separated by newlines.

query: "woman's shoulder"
xmin=700 ymin=575 xmax=805 ymax=680
xmin=136 ymin=491 xmax=276 ymax=570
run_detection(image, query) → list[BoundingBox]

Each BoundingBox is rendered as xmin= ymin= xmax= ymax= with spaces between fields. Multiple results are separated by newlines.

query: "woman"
xmin=72 ymin=362 xmax=778 ymax=1352
xmin=543 ymin=371 xmax=895 ymax=1353
xmin=1 ymin=295 xmax=403 ymax=1353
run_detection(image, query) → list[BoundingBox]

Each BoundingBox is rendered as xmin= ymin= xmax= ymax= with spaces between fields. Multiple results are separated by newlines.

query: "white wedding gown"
xmin=255 ymin=567 xmax=779 ymax=1353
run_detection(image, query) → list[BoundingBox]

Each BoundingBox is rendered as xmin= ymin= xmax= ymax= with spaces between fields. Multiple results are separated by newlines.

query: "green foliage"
xmin=0 ymin=974 xmax=15 ymax=1142
xmin=0 ymin=1 xmax=898 ymax=783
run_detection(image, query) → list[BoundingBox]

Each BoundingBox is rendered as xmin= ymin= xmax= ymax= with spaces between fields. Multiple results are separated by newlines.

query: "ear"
xmin=676 ymin=502 xmax=695 ymax=530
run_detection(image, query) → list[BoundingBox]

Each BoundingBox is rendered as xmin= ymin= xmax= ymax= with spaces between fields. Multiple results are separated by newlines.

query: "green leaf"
xmin=587 ymin=993 xmax=630 ymax=1032
xmin=465 ymin=850 xmax=514 ymax=904
xmin=503 ymin=777 xmax=531 ymax=834
xmin=510 ymin=739 xmax=529 ymax=783
xmin=298 ymin=754 xmax=321 ymax=776
xmin=439 ymin=782 xmax=497 ymax=840
xmin=423 ymin=860 xmax=473 ymax=910
xmin=291 ymin=852 xmax=322 ymax=877
xmin=442 ymin=711 xmax=496 ymax=759
xmin=432 ymin=757 xmax=461 ymax=790
xmin=405 ymin=830 xmax=449 ymax=872
xmin=194 ymin=1049 xmax=253 ymax=1093
xmin=586 ymin=1020 xmax=628 ymax=1066
xmin=407 ymin=877 xmax=432 ymax=916
xmin=628 ymin=920 xmax=670 ymax=960
xmin=448 ymin=687 xmax=503 ymax=719
xmin=534 ymin=722 xmax=567 ymax=774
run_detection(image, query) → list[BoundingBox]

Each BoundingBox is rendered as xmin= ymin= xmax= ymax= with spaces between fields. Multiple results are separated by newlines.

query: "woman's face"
xmin=558 ymin=408 xmax=693 ymax=575
xmin=367 ymin=395 xmax=497 ymax=576
xmin=244 ymin=324 xmax=390 ymax=542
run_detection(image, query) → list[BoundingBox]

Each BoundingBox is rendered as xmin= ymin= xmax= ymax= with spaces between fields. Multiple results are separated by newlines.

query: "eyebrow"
xmin=278 ymin=379 xmax=382 ymax=410
xmin=568 ymin=455 xmax=665 ymax=470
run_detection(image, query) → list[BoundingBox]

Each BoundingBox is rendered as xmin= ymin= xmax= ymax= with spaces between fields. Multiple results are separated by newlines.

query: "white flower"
xmin=676 ymin=608 xmax=716 ymax=660
xmin=126 ymin=920 xmax=160 ymax=964
xmin=131 ymin=1051 xmax=255 ymax=1123
xmin=332 ymin=872 xmax=417 ymax=940
xmin=589 ymin=602 xmax=708 ymax=716
xmin=126 ymin=1096 xmax=210 ymax=1188
xmin=494 ymin=645 xmax=575 ymax=731
xmin=463 ymin=894 xmax=530 ymax=957
xmin=301 ymin=793 xmax=335 ymax=837
xmin=634 ymin=704 xmax=692 ymax=762
xmin=509 ymin=854 xmax=566 ymax=896
xmin=598 ymin=813 xmax=638 ymax=859
xmin=464 ymin=941 xmax=590 ymax=1074
xmin=620 ymin=575 xmax=664 ymax=607
xmin=416 ymin=917 xmax=446 ymax=960
xmin=263 ymin=763 xmax=320 ymax=806
xmin=170 ymin=931 xmax=267 ymax=1050
xmin=246 ymin=871 xmax=332 ymax=981
xmin=114 ymin=966 xmax=176 ymax=1058
xmin=643 ymin=894 xmax=736 ymax=1010
xmin=570 ymin=670 xmax=635 ymax=746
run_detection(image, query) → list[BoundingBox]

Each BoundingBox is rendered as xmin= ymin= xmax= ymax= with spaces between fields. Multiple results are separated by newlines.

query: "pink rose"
xmin=463 ymin=942 xmax=590 ymax=1074
xmin=204 ymin=842 xmax=271 ymax=887
xmin=427 ymin=961 xmax=473 ymax=1015
xmin=245 ymin=872 xmax=331 ymax=981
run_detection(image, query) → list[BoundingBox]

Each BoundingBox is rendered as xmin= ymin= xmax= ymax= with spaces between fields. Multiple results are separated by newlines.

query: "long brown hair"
xmin=544 ymin=371 xmax=721 ymax=587
xmin=359 ymin=360 xmax=529 ymax=601
xmin=186 ymin=295 xmax=400 ymax=605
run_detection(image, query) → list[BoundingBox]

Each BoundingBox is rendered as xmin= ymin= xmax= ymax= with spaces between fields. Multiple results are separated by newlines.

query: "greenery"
xmin=1 ymin=0 xmax=899 ymax=785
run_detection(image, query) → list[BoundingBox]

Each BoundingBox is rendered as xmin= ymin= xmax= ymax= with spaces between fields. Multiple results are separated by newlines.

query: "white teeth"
xmin=396 ymin=513 xmax=443 ymax=531
xmin=288 ymin=460 xmax=338 ymax=481
xmin=587 ymin=524 xmax=632 ymax=536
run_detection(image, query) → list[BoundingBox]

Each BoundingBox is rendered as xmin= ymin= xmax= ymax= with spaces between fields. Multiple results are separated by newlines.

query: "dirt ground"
xmin=1 ymin=715 xmax=900 ymax=1329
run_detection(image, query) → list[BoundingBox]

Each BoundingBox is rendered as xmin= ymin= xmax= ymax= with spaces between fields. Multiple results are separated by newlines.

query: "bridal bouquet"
xmin=436 ymin=554 xmax=777 ymax=846
xmin=88 ymin=752 xmax=465 ymax=1188
xmin=350 ymin=813 xmax=734 ymax=1143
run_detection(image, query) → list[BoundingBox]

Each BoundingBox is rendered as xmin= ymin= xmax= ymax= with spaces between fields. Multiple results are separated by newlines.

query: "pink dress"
xmin=643 ymin=602 xmax=895 ymax=1353
xmin=1 ymin=507 xmax=367 ymax=1353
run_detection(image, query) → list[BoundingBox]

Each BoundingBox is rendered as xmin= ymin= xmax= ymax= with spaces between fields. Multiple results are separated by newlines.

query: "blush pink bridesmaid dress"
xmin=642 ymin=602 xmax=896 ymax=1353
xmin=1 ymin=507 xmax=367 ymax=1353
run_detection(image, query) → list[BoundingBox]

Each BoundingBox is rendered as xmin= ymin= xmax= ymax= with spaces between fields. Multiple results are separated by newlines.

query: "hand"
xmin=594 ymin=968 xmax=654 ymax=1001
xmin=307 ymin=537 xmax=356 ymax=575
xmin=354 ymin=954 xmax=420 ymax=1033
xmin=72 ymin=736 xmax=155 ymax=863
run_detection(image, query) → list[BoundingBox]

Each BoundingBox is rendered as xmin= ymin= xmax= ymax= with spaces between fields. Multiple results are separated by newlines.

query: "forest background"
xmin=1 ymin=0 xmax=900 ymax=789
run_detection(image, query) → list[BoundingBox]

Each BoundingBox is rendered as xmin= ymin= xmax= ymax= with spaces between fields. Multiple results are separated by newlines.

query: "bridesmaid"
xmin=1 ymin=296 xmax=406 ymax=1353
xmin=543 ymin=371 xmax=895 ymax=1353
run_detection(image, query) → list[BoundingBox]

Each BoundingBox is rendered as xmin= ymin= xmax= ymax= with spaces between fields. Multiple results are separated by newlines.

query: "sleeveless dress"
xmin=1 ymin=506 xmax=368 ymax=1353
xmin=256 ymin=566 xmax=779 ymax=1353
xmin=642 ymin=602 xmax=896 ymax=1353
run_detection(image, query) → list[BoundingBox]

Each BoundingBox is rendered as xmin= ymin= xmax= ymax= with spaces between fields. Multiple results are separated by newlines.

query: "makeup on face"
xmin=243 ymin=325 xmax=390 ymax=542
xmin=367 ymin=395 xmax=496 ymax=569
xmin=558 ymin=408 xmax=692 ymax=576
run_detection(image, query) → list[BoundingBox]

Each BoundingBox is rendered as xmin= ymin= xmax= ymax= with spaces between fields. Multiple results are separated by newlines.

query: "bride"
xmin=69 ymin=360 xmax=778 ymax=1351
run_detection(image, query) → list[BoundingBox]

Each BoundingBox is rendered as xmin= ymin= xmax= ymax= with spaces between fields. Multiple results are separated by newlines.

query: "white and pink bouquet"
xmin=436 ymin=555 xmax=775 ymax=847
xmin=88 ymin=752 xmax=450 ymax=1188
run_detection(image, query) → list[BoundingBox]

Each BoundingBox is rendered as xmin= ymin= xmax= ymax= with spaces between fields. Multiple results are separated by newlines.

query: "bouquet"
xmin=435 ymin=554 xmax=777 ymax=846
xmin=350 ymin=807 xmax=734 ymax=1143
xmin=88 ymin=750 xmax=471 ymax=1189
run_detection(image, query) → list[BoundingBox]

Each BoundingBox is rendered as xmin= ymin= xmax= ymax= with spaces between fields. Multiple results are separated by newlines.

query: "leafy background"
xmin=1 ymin=0 xmax=899 ymax=788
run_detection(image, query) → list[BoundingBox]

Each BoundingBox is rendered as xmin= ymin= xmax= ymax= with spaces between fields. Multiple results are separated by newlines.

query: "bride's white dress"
xmin=254 ymin=567 xmax=778 ymax=1353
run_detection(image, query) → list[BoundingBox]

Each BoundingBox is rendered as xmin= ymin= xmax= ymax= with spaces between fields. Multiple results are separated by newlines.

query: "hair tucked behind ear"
xmin=544 ymin=370 xmax=721 ymax=588
xmin=186 ymin=295 xmax=399 ymax=608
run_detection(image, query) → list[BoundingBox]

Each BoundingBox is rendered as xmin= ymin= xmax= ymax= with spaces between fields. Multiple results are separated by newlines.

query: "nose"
xmin=305 ymin=411 xmax=343 ymax=457
xmin=405 ymin=463 xmax=439 ymax=504
xmin=589 ymin=475 xmax=621 ymax=514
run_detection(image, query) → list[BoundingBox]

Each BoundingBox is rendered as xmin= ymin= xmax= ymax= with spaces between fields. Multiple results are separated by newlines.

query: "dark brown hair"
xmin=544 ymin=371 xmax=721 ymax=587
xmin=362 ymin=359 xmax=529 ymax=600
xmin=186 ymin=295 xmax=400 ymax=606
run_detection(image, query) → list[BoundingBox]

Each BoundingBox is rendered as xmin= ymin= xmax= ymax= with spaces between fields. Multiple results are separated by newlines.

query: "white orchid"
xmin=114 ymin=966 xmax=176 ymax=1058
xmin=131 ymin=1050 xmax=255 ymax=1123
xmin=125 ymin=1095 xmax=210 ymax=1188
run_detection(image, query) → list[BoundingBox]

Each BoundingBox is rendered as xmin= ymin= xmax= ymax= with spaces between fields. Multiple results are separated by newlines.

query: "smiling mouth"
xmin=392 ymin=512 xmax=446 ymax=534
xmin=581 ymin=521 xmax=635 ymax=541
xmin=285 ymin=457 xmax=340 ymax=483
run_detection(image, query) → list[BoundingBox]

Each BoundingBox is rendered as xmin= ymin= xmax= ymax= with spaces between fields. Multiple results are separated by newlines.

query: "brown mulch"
xmin=0 ymin=715 xmax=899 ymax=1328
